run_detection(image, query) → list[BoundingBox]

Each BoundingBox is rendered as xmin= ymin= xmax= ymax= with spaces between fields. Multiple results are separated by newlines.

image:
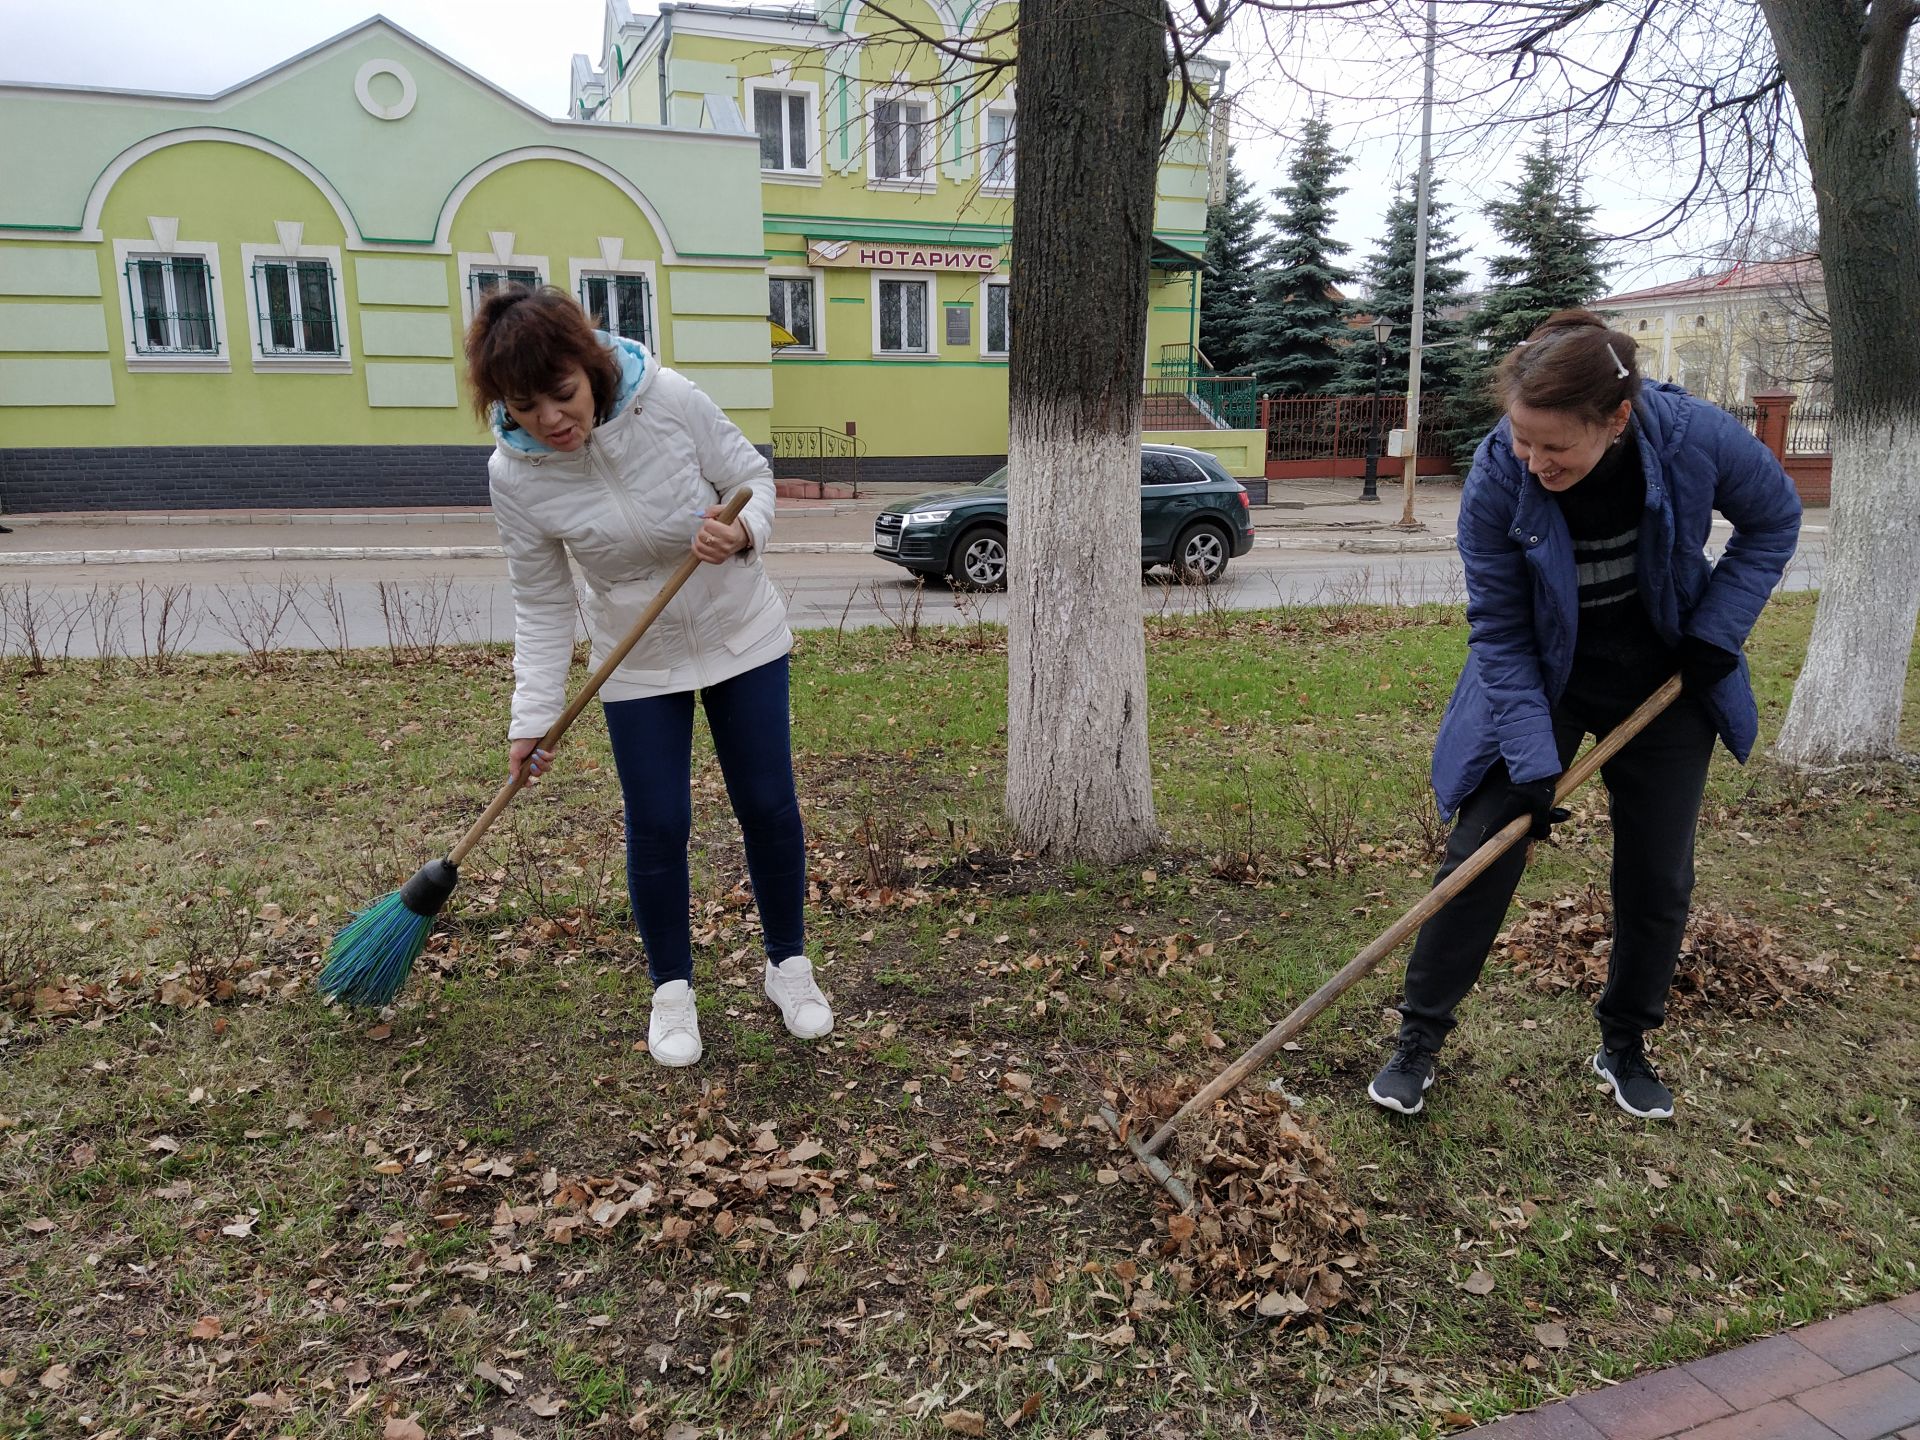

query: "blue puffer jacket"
xmin=1431 ymin=382 xmax=1802 ymax=816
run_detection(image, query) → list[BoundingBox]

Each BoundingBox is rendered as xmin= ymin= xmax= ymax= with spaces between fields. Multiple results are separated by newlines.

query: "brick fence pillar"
xmin=1749 ymin=389 xmax=1797 ymax=461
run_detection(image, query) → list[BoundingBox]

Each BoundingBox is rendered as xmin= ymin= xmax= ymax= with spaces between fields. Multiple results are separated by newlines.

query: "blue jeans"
xmin=602 ymin=655 xmax=806 ymax=986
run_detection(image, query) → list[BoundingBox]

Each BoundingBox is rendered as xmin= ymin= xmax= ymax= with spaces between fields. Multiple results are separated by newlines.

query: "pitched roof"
xmin=1597 ymin=255 xmax=1821 ymax=307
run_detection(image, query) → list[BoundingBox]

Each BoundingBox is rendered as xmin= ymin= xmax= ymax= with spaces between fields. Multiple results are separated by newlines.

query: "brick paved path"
xmin=1477 ymin=1296 xmax=1920 ymax=1439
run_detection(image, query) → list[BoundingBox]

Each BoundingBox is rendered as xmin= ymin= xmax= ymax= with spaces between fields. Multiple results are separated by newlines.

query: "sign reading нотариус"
xmin=807 ymin=238 xmax=1002 ymax=272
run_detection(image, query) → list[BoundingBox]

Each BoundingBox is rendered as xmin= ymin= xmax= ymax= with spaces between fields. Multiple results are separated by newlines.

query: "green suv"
xmin=871 ymin=444 xmax=1256 ymax=590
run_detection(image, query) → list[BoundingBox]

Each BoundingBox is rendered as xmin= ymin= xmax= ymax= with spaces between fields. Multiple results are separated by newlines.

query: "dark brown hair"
xmin=465 ymin=285 xmax=622 ymax=427
xmin=1492 ymin=308 xmax=1641 ymax=426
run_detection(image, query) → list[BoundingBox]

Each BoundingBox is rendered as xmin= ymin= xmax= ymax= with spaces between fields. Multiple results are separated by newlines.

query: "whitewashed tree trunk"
xmin=1004 ymin=0 xmax=1167 ymax=860
xmin=1761 ymin=0 xmax=1920 ymax=765
xmin=1775 ymin=420 xmax=1920 ymax=763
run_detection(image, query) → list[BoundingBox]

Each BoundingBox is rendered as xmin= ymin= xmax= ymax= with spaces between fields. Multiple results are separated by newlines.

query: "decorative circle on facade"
xmin=354 ymin=60 xmax=417 ymax=121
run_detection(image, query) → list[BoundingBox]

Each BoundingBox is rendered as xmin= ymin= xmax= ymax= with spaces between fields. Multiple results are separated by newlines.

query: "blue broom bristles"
xmin=317 ymin=891 xmax=436 ymax=1008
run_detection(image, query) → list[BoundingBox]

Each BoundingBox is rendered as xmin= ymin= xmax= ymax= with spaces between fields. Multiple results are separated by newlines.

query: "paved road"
xmin=0 ymin=537 xmax=1829 ymax=661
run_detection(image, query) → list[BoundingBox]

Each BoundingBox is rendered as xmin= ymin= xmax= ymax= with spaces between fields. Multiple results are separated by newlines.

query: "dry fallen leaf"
xmin=22 ymin=1217 xmax=54 ymax=1235
xmin=38 ymin=1363 xmax=70 ymax=1391
xmin=475 ymin=1360 xmax=516 ymax=1394
xmin=1098 ymin=1322 xmax=1136 ymax=1346
xmin=663 ymin=1424 xmax=701 ymax=1440
xmin=940 ymin=1410 xmax=987 ymax=1436
xmin=188 ymin=1315 xmax=223 ymax=1340
xmin=384 ymin=1419 xmax=426 ymax=1440
xmin=1463 ymin=1271 xmax=1496 ymax=1295
xmin=787 ymin=1262 xmax=810 ymax=1292
xmin=1534 ymin=1322 xmax=1570 ymax=1350
xmin=525 ymin=1394 xmax=563 ymax=1418
xmin=1006 ymin=1392 xmax=1044 ymax=1428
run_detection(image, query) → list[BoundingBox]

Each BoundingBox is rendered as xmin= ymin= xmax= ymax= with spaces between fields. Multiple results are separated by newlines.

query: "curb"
xmin=0 ymin=540 xmax=883 ymax=567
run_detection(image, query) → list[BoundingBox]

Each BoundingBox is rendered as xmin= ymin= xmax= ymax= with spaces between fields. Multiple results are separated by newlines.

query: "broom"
xmin=317 ymin=489 xmax=754 ymax=1007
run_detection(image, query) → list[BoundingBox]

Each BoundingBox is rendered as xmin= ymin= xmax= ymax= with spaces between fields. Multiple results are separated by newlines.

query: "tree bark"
xmin=1763 ymin=0 xmax=1920 ymax=763
xmin=1004 ymin=0 xmax=1168 ymax=859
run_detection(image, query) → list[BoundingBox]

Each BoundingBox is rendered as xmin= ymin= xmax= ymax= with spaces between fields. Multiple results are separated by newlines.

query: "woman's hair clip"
xmin=1604 ymin=343 xmax=1630 ymax=379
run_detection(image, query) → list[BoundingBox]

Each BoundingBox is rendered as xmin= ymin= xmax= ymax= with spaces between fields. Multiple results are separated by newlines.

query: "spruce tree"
xmin=1336 ymin=180 xmax=1473 ymax=399
xmin=1196 ymin=153 xmax=1265 ymax=375
xmin=1445 ymin=140 xmax=1611 ymax=457
xmin=1475 ymin=139 xmax=1610 ymax=352
xmin=1247 ymin=115 xmax=1354 ymax=395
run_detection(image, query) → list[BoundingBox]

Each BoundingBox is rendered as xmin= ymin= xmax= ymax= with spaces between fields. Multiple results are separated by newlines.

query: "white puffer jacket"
xmin=487 ymin=346 xmax=788 ymax=740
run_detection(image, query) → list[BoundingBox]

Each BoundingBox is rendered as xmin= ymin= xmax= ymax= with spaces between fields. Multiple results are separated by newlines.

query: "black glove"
xmin=1498 ymin=776 xmax=1569 ymax=841
xmin=1679 ymin=635 xmax=1740 ymax=694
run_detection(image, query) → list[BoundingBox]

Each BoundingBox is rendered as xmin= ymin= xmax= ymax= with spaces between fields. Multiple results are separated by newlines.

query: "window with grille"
xmin=753 ymin=88 xmax=810 ymax=172
xmin=984 ymin=280 xmax=1010 ymax=355
xmin=580 ymin=273 xmax=652 ymax=346
xmin=469 ymin=267 xmax=542 ymax=306
xmin=769 ymin=276 xmax=816 ymax=350
xmin=984 ymin=109 xmax=1016 ymax=189
xmin=873 ymin=98 xmax=930 ymax=181
xmin=251 ymin=258 xmax=339 ymax=356
xmin=125 ymin=256 xmax=218 ymax=354
xmin=877 ymin=277 xmax=929 ymax=352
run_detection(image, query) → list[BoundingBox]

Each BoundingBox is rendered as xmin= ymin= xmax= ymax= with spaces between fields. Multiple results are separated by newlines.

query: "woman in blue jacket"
xmin=1368 ymin=310 xmax=1801 ymax=1120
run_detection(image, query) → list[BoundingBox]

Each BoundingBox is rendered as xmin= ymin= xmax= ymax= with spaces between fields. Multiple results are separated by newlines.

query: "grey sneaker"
xmin=1592 ymin=1043 xmax=1674 ymax=1119
xmin=1368 ymin=1041 xmax=1437 ymax=1115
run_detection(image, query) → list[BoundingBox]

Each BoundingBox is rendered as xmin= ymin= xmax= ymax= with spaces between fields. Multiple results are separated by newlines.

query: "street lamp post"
xmin=1360 ymin=317 xmax=1392 ymax=502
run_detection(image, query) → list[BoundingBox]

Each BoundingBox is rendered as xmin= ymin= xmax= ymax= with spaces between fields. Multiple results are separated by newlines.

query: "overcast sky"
xmin=2 ymin=0 xmax=1721 ymax=298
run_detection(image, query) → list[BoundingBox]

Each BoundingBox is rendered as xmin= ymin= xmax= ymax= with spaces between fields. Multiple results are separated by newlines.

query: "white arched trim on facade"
xmin=81 ymin=128 xmax=363 ymax=245
xmin=825 ymin=0 xmax=964 ymax=41
xmin=434 ymin=147 xmax=682 ymax=264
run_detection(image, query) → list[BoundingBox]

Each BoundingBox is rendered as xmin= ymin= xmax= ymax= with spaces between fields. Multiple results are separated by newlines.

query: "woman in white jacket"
xmin=466 ymin=285 xmax=831 ymax=1067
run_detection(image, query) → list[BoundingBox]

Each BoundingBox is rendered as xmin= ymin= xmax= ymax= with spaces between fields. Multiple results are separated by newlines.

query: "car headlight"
xmin=902 ymin=509 xmax=951 ymax=526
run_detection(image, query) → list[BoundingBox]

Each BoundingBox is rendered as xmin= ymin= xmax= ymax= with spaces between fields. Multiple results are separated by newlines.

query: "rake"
xmin=317 ymin=489 xmax=753 ymax=1008
xmin=1102 ymin=674 xmax=1683 ymax=1208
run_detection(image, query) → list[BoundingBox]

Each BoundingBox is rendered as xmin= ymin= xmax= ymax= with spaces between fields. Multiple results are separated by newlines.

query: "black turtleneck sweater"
xmin=1552 ymin=430 xmax=1675 ymax=715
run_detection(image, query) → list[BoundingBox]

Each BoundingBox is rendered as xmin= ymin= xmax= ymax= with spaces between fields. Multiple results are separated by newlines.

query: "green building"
xmin=0 ymin=9 xmax=1246 ymax=512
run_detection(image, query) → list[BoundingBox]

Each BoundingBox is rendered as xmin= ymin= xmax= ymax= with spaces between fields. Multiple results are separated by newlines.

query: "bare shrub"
xmin=855 ymin=811 xmax=913 ymax=891
xmin=1401 ymin=779 xmax=1449 ymax=862
xmin=868 ymin=577 xmax=925 ymax=649
xmin=376 ymin=577 xmax=468 ymax=666
xmin=84 ymin=584 xmax=129 ymax=675
xmin=136 ymin=581 xmax=198 ymax=674
xmin=1272 ymin=749 xmax=1366 ymax=872
xmin=210 ymin=578 xmax=301 ymax=672
xmin=294 ymin=578 xmax=356 ymax=665
xmin=1207 ymin=765 xmax=1267 ymax=883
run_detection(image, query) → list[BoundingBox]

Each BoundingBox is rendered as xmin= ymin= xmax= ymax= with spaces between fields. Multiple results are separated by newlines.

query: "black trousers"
xmin=1398 ymin=693 xmax=1717 ymax=1054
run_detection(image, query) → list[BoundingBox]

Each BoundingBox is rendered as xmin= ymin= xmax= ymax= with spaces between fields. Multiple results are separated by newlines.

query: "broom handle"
xmin=447 ymin=488 xmax=755 ymax=866
xmin=1140 ymin=672 xmax=1683 ymax=1158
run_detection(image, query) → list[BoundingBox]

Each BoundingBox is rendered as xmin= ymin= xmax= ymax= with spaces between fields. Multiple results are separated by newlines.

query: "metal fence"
xmin=770 ymin=427 xmax=863 ymax=494
xmin=1262 ymin=395 xmax=1444 ymax=462
xmin=1786 ymin=402 xmax=1832 ymax=455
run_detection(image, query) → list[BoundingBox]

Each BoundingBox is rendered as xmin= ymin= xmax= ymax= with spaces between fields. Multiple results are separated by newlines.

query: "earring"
xmin=1609 ymin=431 xmax=1624 ymax=446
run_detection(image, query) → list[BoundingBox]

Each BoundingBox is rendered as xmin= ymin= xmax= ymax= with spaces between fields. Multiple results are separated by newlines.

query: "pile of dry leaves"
xmin=1495 ymin=886 xmax=1834 ymax=1017
xmin=1116 ymin=1085 xmax=1372 ymax=1326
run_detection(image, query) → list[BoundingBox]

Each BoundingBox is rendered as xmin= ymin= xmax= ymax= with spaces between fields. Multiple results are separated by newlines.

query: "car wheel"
xmin=1173 ymin=522 xmax=1231 ymax=585
xmin=948 ymin=524 xmax=1009 ymax=591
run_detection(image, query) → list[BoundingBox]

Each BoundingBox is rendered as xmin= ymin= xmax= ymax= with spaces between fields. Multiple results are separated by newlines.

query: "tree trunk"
xmin=1004 ymin=0 xmax=1168 ymax=859
xmin=1763 ymin=0 xmax=1920 ymax=764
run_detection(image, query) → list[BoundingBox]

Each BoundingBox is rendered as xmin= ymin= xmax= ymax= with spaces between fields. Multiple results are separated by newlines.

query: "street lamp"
xmin=1360 ymin=317 xmax=1393 ymax=502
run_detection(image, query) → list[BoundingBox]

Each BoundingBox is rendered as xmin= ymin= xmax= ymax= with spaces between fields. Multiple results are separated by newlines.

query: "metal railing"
xmin=1142 ymin=374 xmax=1260 ymax=431
xmin=770 ymin=427 xmax=863 ymax=494
xmin=1785 ymin=402 xmax=1832 ymax=455
xmin=1261 ymin=394 xmax=1443 ymax=462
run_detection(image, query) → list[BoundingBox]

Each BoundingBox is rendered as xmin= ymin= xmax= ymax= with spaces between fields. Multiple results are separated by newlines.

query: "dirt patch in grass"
xmin=1495 ymin=886 xmax=1838 ymax=1017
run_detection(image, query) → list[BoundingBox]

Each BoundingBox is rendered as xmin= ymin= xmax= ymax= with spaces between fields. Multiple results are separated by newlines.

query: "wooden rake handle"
xmin=1139 ymin=672 xmax=1684 ymax=1159
xmin=447 ymin=488 xmax=754 ymax=866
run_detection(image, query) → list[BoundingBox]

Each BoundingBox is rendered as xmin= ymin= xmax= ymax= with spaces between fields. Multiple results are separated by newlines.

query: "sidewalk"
xmin=0 ymin=477 xmax=1476 ymax=566
xmin=1476 ymin=1296 xmax=1920 ymax=1439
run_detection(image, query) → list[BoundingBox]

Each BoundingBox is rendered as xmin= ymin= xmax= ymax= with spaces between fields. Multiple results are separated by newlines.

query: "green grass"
xmin=0 ymin=595 xmax=1916 ymax=1438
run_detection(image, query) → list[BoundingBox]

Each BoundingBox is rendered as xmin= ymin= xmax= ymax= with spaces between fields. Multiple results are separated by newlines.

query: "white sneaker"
xmin=763 ymin=956 xmax=833 ymax=1040
xmin=647 ymin=980 xmax=703 ymax=1067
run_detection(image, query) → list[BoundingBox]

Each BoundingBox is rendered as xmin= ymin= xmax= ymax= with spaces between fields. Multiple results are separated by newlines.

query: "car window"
xmin=1140 ymin=453 xmax=1193 ymax=486
xmin=976 ymin=465 xmax=1009 ymax=487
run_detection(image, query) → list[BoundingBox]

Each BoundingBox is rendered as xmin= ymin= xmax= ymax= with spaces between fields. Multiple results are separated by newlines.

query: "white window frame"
xmin=745 ymin=77 xmax=821 ymax=184
xmin=458 ymin=251 xmax=550 ymax=329
xmin=238 ymin=242 xmax=351 ymax=373
xmin=871 ymin=270 xmax=937 ymax=358
xmin=767 ymin=267 xmax=824 ymax=354
xmin=982 ymin=98 xmax=1016 ymax=193
xmin=569 ymin=256 xmax=660 ymax=351
xmin=867 ymin=88 xmax=936 ymax=192
xmin=112 ymin=237 xmax=231 ymax=372
xmin=979 ymin=275 xmax=1010 ymax=359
